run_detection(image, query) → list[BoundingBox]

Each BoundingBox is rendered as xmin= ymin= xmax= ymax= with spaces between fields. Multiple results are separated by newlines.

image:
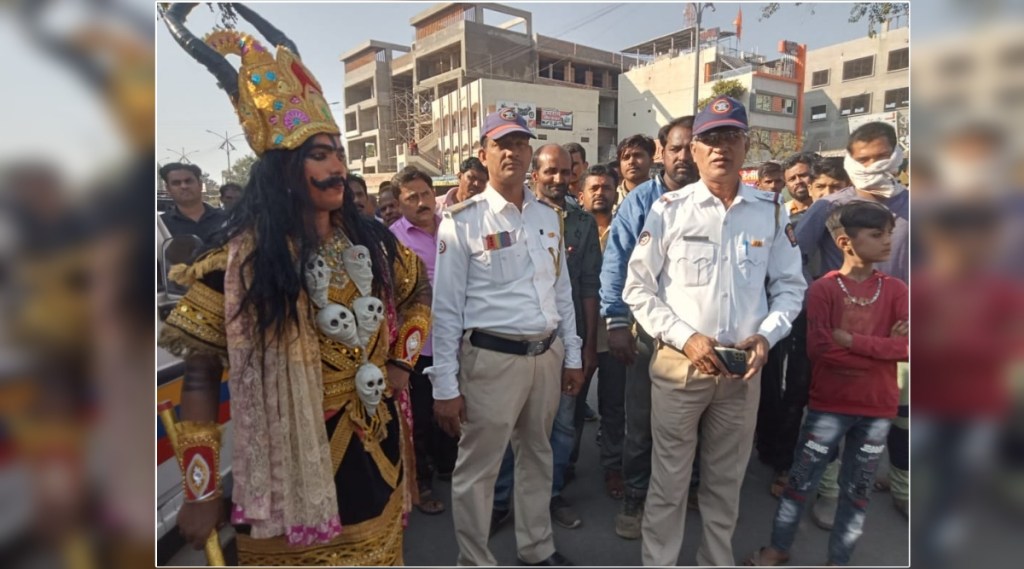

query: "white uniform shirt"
xmin=426 ymin=185 xmax=582 ymax=400
xmin=623 ymin=180 xmax=806 ymax=352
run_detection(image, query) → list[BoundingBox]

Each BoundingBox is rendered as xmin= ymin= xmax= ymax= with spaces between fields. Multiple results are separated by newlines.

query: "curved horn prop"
xmin=232 ymin=3 xmax=300 ymax=57
xmin=18 ymin=0 xmax=106 ymax=91
xmin=160 ymin=3 xmax=239 ymax=101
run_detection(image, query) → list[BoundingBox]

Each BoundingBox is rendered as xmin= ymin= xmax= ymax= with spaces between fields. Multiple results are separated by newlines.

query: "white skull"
xmin=355 ymin=363 xmax=385 ymax=416
xmin=315 ymin=303 xmax=359 ymax=346
xmin=304 ymin=254 xmax=330 ymax=308
xmin=342 ymin=245 xmax=373 ymax=296
xmin=353 ymin=296 xmax=384 ymax=347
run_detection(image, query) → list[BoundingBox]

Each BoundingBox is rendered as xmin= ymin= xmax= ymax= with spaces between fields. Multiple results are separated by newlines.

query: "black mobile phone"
xmin=713 ymin=347 xmax=748 ymax=375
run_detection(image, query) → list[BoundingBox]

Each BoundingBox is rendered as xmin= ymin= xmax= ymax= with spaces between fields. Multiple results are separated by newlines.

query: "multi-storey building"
xmin=341 ymin=2 xmax=635 ymax=176
xmin=802 ymin=20 xmax=909 ymax=155
xmin=618 ymin=26 xmax=806 ymax=166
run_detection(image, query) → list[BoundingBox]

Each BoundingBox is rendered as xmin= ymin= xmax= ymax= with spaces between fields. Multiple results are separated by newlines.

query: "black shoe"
xmin=518 ymin=551 xmax=573 ymax=566
xmin=490 ymin=507 xmax=511 ymax=537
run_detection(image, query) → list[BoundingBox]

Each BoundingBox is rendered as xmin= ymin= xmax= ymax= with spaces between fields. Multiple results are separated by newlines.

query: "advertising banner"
xmin=539 ymin=108 xmax=574 ymax=131
xmin=497 ymin=100 xmax=537 ymax=129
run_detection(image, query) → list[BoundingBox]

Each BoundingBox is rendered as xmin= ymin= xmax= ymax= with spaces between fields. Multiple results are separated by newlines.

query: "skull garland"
xmin=355 ymin=363 xmax=385 ymax=417
xmin=303 ymin=254 xmax=330 ymax=308
xmin=352 ymin=296 xmax=385 ymax=347
xmin=315 ymin=304 xmax=359 ymax=346
xmin=341 ymin=245 xmax=373 ymax=296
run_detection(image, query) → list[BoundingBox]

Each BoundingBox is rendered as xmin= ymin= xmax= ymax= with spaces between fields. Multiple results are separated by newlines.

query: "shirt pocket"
xmin=490 ymin=246 xmax=528 ymax=283
xmin=736 ymin=241 xmax=769 ymax=285
xmin=669 ymin=241 xmax=716 ymax=287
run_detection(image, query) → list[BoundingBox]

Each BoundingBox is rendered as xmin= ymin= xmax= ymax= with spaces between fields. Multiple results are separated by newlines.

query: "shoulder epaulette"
xmin=167 ymin=246 xmax=228 ymax=287
xmin=657 ymin=189 xmax=688 ymax=206
xmin=445 ymin=195 xmax=483 ymax=216
xmin=752 ymin=188 xmax=780 ymax=202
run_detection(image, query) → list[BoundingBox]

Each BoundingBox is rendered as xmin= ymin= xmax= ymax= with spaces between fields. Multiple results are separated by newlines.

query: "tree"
xmin=696 ymin=79 xmax=747 ymax=111
xmin=759 ymin=3 xmax=909 ymax=38
xmin=221 ymin=154 xmax=258 ymax=186
xmin=748 ymin=128 xmax=800 ymax=162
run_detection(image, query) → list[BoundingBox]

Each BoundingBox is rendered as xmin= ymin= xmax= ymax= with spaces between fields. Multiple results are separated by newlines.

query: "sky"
xmin=155 ymin=1 xmax=902 ymax=181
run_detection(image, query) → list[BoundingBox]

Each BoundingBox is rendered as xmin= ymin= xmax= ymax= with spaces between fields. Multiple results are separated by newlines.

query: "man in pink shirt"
xmin=436 ymin=157 xmax=488 ymax=211
xmin=390 ymin=165 xmax=459 ymax=515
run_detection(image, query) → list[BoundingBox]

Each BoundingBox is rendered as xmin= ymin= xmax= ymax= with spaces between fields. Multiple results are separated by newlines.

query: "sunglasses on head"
xmin=694 ymin=129 xmax=747 ymax=147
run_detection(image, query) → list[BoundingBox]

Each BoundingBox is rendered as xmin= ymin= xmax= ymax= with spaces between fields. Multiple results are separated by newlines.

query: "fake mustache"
xmin=310 ymin=175 xmax=346 ymax=191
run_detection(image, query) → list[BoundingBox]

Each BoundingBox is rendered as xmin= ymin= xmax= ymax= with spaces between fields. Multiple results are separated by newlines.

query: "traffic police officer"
xmin=429 ymin=110 xmax=583 ymax=566
xmin=622 ymin=96 xmax=806 ymax=566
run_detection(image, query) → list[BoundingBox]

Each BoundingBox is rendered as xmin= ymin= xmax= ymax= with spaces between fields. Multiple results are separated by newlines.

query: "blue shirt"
xmin=794 ymin=187 xmax=909 ymax=284
xmin=599 ymin=175 xmax=668 ymax=328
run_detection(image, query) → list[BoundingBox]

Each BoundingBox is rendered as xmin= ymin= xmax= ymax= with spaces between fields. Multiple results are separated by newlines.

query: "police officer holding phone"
xmin=622 ymin=97 xmax=805 ymax=566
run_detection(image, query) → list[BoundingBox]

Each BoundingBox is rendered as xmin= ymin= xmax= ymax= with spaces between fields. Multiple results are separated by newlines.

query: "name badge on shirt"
xmin=483 ymin=231 xmax=516 ymax=251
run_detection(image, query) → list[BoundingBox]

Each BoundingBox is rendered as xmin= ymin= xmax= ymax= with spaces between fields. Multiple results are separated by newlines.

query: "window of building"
xmin=810 ymin=105 xmax=827 ymax=121
xmin=884 ymin=87 xmax=909 ymax=110
xmin=888 ymin=47 xmax=909 ymax=71
xmin=842 ymin=56 xmax=874 ymax=80
xmin=839 ymin=94 xmax=871 ymax=116
xmin=537 ymin=134 xmax=548 ymax=140
xmin=811 ymin=70 xmax=829 ymax=87
xmin=581 ymin=136 xmax=590 ymax=143
xmin=754 ymin=94 xmax=796 ymax=115
xmin=592 ymin=71 xmax=604 ymax=88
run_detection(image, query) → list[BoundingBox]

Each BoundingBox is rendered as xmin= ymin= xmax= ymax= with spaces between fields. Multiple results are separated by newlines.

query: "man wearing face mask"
xmin=792 ymin=121 xmax=909 ymax=529
xmin=795 ymin=122 xmax=909 ymax=284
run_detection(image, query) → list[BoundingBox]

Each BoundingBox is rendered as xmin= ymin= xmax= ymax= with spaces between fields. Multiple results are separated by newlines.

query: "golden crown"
xmin=205 ymin=29 xmax=338 ymax=155
xmin=161 ymin=4 xmax=339 ymax=156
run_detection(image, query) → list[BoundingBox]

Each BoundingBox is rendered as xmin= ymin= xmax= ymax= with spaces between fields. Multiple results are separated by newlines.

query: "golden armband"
xmin=390 ymin=304 xmax=431 ymax=368
xmin=176 ymin=421 xmax=222 ymax=503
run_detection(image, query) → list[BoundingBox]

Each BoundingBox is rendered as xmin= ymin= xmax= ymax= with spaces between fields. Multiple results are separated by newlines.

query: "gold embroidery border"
xmin=164 ymin=282 xmax=227 ymax=350
xmin=328 ymin=398 xmax=399 ymax=489
xmin=235 ymin=486 xmax=404 ymax=565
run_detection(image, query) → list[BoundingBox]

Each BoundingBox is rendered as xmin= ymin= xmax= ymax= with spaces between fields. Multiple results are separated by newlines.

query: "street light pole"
xmin=690 ymin=3 xmax=715 ymax=112
xmin=165 ymin=147 xmax=198 ymax=163
xmin=206 ymin=130 xmax=244 ymax=184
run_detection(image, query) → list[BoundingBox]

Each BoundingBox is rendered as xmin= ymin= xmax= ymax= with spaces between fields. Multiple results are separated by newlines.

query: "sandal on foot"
xmin=605 ymin=470 xmax=625 ymax=500
xmin=745 ymin=547 xmax=789 ymax=566
xmin=770 ymin=471 xmax=788 ymax=498
xmin=415 ymin=485 xmax=447 ymax=515
xmin=415 ymin=497 xmax=446 ymax=515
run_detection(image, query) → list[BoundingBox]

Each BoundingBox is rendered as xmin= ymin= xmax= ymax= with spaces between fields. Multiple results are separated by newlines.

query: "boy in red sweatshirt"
xmin=746 ymin=201 xmax=909 ymax=566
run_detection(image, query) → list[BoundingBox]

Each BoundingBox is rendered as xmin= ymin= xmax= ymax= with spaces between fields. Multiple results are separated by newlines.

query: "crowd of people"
xmin=158 ymin=6 xmax=910 ymax=566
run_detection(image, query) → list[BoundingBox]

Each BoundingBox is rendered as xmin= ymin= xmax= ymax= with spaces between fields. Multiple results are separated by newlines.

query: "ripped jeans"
xmin=770 ymin=410 xmax=891 ymax=565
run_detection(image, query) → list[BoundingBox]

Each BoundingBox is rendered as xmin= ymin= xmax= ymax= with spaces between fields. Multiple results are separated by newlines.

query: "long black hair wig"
xmin=207 ymin=136 xmax=400 ymax=340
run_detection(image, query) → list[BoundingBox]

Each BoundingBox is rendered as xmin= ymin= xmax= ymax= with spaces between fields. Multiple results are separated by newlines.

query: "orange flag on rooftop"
xmin=734 ymin=7 xmax=743 ymax=41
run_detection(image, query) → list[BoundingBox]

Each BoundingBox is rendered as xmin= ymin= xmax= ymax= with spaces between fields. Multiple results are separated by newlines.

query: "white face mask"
xmin=843 ymin=145 xmax=905 ymax=198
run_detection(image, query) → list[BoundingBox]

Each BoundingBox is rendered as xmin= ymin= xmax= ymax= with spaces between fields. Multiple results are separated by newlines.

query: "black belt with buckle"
xmin=469 ymin=330 xmax=557 ymax=356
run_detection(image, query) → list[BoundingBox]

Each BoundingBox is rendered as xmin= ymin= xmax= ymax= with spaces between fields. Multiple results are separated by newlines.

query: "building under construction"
xmin=340 ymin=2 xmax=638 ymax=176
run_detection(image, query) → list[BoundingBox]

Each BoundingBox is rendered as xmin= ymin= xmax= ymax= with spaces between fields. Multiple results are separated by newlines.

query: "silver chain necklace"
xmin=836 ymin=275 xmax=882 ymax=306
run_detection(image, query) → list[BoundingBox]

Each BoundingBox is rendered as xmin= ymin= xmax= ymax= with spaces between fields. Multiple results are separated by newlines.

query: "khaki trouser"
xmin=641 ymin=342 xmax=761 ymax=567
xmin=452 ymin=330 xmax=563 ymax=566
